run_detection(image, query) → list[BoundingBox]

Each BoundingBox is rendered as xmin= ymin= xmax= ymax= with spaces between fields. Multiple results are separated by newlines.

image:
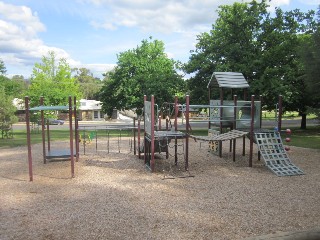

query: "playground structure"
xmin=23 ymin=72 xmax=304 ymax=180
xmin=142 ymin=95 xmax=189 ymax=172
xmin=142 ymin=72 xmax=304 ymax=176
xmin=25 ymin=96 xmax=79 ymax=181
xmin=78 ymin=124 xmax=137 ymax=155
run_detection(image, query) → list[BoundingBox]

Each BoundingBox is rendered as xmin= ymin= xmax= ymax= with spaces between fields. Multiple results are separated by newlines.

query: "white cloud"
xmin=298 ymin=0 xmax=320 ymax=5
xmin=268 ymin=0 xmax=290 ymax=10
xmin=0 ymin=1 xmax=89 ymax=78
xmin=84 ymin=0 xmax=223 ymax=33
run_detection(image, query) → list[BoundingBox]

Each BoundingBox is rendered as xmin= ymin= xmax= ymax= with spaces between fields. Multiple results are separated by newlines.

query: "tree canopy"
xmin=27 ymin=51 xmax=82 ymax=107
xmin=99 ymin=38 xmax=186 ymax=116
xmin=184 ymin=0 xmax=318 ymax=128
xmin=299 ymin=9 xmax=320 ymax=111
xmin=0 ymin=60 xmax=18 ymax=127
xmin=73 ymin=68 xmax=102 ymax=100
xmin=0 ymin=59 xmax=6 ymax=75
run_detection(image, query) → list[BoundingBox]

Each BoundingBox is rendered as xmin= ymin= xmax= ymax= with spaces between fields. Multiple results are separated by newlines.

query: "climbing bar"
xmin=190 ymin=129 xmax=248 ymax=142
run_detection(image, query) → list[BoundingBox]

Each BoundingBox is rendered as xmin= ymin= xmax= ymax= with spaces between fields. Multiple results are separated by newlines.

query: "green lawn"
xmin=284 ymin=126 xmax=320 ymax=149
xmin=1 ymin=126 xmax=319 ymax=150
xmin=0 ymin=129 xmax=132 ymax=148
xmin=262 ymin=111 xmax=317 ymax=120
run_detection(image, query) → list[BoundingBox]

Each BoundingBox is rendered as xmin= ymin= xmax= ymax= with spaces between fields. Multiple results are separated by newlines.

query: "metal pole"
xmin=233 ymin=95 xmax=237 ymax=162
xmin=258 ymin=95 xmax=263 ymax=161
xmin=74 ymin=96 xmax=79 ymax=162
xmin=133 ymin=117 xmax=136 ymax=155
xmin=278 ymin=95 xmax=283 ymax=132
xmin=151 ymin=95 xmax=155 ymax=172
xmin=138 ymin=118 xmax=141 ymax=158
xmin=47 ymin=120 xmax=50 ymax=152
xmin=25 ymin=97 xmax=33 ymax=181
xmin=219 ymin=88 xmax=223 ymax=158
xmin=40 ymin=97 xmax=46 ymax=164
xmin=174 ymin=96 xmax=178 ymax=165
xmin=185 ymin=95 xmax=189 ymax=171
xmin=69 ymin=96 xmax=75 ymax=178
xmin=249 ymin=95 xmax=255 ymax=167
xmin=143 ymin=95 xmax=147 ymax=165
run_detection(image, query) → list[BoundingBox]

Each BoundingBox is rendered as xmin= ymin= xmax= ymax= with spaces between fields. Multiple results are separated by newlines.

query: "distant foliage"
xmin=73 ymin=68 xmax=103 ymax=100
xmin=28 ymin=51 xmax=82 ymax=107
xmin=184 ymin=0 xmax=318 ymax=128
xmin=0 ymin=59 xmax=18 ymax=126
xmin=100 ymin=38 xmax=186 ymax=117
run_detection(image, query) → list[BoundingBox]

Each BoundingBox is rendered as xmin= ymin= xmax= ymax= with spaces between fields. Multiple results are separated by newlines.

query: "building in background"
xmin=79 ymin=99 xmax=104 ymax=121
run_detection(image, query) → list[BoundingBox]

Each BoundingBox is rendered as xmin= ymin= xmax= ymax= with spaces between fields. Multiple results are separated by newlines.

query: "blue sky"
xmin=0 ymin=0 xmax=319 ymax=79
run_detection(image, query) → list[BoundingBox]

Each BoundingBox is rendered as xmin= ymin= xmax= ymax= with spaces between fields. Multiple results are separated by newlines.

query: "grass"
xmin=1 ymin=126 xmax=319 ymax=150
xmin=0 ymin=129 xmax=132 ymax=148
xmin=262 ymin=111 xmax=317 ymax=120
xmin=285 ymin=126 xmax=320 ymax=149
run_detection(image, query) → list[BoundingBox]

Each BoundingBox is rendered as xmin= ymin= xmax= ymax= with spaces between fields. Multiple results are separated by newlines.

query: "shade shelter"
xmin=25 ymin=96 xmax=79 ymax=181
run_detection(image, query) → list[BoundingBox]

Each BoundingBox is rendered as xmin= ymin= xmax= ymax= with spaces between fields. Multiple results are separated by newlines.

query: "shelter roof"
xmin=207 ymin=72 xmax=249 ymax=89
xmin=29 ymin=106 xmax=69 ymax=111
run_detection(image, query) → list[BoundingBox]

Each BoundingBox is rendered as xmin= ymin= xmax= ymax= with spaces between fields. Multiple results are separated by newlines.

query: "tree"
xmin=299 ymin=9 xmax=320 ymax=119
xmin=184 ymin=0 xmax=317 ymax=128
xmin=0 ymin=60 xmax=18 ymax=129
xmin=0 ymin=87 xmax=17 ymax=126
xmin=0 ymin=59 xmax=18 ymax=132
xmin=99 ymin=38 xmax=186 ymax=117
xmin=0 ymin=74 xmax=27 ymax=98
xmin=73 ymin=68 xmax=102 ymax=100
xmin=28 ymin=51 xmax=82 ymax=107
xmin=0 ymin=59 xmax=6 ymax=74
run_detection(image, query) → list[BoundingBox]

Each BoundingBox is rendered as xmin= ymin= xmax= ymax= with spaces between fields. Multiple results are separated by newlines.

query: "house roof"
xmin=207 ymin=72 xmax=249 ymax=89
xmin=79 ymin=99 xmax=102 ymax=111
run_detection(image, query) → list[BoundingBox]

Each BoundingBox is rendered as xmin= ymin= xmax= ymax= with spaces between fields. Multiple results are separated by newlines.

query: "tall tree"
xmin=0 ymin=87 xmax=17 ymax=126
xmin=73 ymin=68 xmax=102 ymax=100
xmin=99 ymin=38 xmax=186 ymax=116
xmin=299 ymin=8 xmax=320 ymax=118
xmin=0 ymin=59 xmax=6 ymax=74
xmin=0 ymin=60 xmax=18 ymax=127
xmin=184 ymin=0 xmax=317 ymax=128
xmin=28 ymin=51 xmax=82 ymax=107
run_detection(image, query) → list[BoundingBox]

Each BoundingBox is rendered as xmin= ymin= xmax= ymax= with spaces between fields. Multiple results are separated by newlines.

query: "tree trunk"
xmin=300 ymin=113 xmax=307 ymax=129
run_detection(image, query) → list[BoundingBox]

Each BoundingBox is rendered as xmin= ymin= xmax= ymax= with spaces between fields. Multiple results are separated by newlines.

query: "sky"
xmin=0 ymin=0 xmax=319 ymax=79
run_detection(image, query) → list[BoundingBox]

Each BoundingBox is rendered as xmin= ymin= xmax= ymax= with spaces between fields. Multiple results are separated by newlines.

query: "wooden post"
xmin=74 ymin=96 xmax=79 ymax=162
xmin=150 ymin=95 xmax=155 ymax=172
xmin=138 ymin=117 xmax=141 ymax=159
xmin=47 ymin=120 xmax=50 ymax=153
xmin=25 ymin=97 xmax=33 ymax=182
xmin=40 ymin=97 xmax=46 ymax=164
xmin=249 ymin=95 xmax=255 ymax=167
xmin=185 ymin=95 xmax=189 ymax=171
xmin=143 ymin=95 xmax=147 ymax=164
xmin=133 ymin=117 xmax=136 ymax=155
xmin=278 ymin=95 xmax=283 ymax=132
xmin=219 ymin=88 xmax=224 ymax=158
xmin=233 ymin=95 xmax=237 ymax=162
xmin=174 ymin=96 xmax=178 ymax=165
xmin=69 ymin=96 xmax=75 ymax=178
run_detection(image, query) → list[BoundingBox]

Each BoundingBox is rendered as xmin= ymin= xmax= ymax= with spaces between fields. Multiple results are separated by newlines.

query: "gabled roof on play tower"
xmin=207 ymin=72 xmax=250 ymax=89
